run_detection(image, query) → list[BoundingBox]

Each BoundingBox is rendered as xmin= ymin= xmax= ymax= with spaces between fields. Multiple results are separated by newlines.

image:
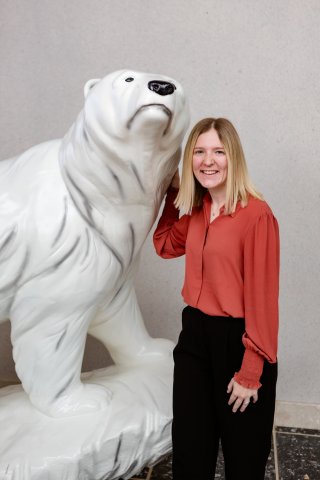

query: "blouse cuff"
xmin=233 ymin=348 xmax=264 ymax=389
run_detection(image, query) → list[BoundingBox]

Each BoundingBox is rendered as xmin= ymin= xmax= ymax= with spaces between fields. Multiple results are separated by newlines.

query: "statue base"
xmin=0 ymin=361 xmax=173 ymax=480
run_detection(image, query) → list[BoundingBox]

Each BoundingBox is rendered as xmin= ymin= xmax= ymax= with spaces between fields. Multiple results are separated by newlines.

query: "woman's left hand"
xmin=227 ymin=378 xmax=258 ymax=413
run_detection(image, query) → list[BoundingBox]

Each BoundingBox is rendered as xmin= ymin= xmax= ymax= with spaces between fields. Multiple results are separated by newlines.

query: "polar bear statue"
xmin=0 ymin=70 xmax=189 ymax=417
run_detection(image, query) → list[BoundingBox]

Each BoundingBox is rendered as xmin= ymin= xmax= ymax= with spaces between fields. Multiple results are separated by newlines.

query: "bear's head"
xmin=83 ymin=70 xmax=188 ymax=146
xmin=79 ymin=70 xmax=189 ymax=198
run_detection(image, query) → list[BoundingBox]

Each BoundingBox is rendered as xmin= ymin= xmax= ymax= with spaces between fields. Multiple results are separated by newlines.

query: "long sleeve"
xmin=153 ymin=187 xmax=190 ymax=258
xmin=234 ymin=210 xmax=280 ymax=389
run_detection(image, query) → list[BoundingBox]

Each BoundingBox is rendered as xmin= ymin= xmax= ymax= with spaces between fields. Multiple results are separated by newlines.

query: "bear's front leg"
xmin=89 ymin=280 xmax=174 ymax=367
xmin=10 ymin=283 xmax=112 ymax=417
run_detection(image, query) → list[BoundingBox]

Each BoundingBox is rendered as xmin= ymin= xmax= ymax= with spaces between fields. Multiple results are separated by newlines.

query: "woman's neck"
xmin=208 ymin=186 xmax=226 ymax=211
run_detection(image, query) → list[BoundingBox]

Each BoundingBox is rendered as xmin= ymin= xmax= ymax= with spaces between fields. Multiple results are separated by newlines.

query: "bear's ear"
xmin=84 ymin=79 xmax=100 ymax=98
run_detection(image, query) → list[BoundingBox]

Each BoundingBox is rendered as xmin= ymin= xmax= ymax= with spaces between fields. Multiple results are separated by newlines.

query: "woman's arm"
xmin=227 ymin=208 xmax=279 ymax=412
xmin=235 ymin=209 xmax=280 ymax=389
xmin=153 ymin=172 xmax=190 ymax=259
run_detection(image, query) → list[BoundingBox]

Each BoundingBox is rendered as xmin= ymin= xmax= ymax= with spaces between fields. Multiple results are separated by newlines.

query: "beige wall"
xmin=0 ymin=0 xmax=319 ymax=404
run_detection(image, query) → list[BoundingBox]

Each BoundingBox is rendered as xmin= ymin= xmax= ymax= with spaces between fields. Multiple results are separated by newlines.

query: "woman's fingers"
xmin=228 ymin=393 xmax=249 ymax=413
xmin=231 ymin=397 xmax=245 ymax=413
xmin=227 ymin=378 xmax=258 ymax=412
xmin=239 ymin=398 xmax=251 ymax=413
xmin=226 ymin=378 xmax=234 ymax=393
xmin=227 ymin=391 xmax=237 ymax=406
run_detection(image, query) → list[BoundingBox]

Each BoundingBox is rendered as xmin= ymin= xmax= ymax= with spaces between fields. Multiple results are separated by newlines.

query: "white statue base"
xmin=0 ymin=360 xmax=173 ymax=480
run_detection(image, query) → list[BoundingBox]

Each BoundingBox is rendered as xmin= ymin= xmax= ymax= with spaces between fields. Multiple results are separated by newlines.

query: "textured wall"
xmin=0 ymin=0 xmax=319 ymax=403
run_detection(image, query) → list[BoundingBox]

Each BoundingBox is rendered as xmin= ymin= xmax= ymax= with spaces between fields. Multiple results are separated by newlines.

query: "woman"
xmin=153 ymin=118 xmax=279 ymax=480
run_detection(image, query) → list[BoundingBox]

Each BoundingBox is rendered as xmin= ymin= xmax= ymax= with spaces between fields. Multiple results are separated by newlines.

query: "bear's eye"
xmin=125 ymin=77 xmax=134 ymax=82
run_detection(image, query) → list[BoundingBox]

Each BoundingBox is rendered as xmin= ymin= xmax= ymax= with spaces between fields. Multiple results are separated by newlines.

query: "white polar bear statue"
xmin=0 ymin=70 xmax=189 ymax=417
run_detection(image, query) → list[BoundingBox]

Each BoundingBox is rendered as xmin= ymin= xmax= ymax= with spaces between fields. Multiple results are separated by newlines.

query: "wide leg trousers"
xmin=172 ymin=306 xmax=277 ymax=480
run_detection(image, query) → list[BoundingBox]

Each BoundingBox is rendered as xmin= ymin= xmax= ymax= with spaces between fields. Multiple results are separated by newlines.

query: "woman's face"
xmin=192 ymin=128 xmax=228 ymax=194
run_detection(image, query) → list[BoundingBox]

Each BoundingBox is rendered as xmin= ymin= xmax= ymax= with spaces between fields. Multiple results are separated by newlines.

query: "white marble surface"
xmin=0 ymin=360 xmax=173 ymax=480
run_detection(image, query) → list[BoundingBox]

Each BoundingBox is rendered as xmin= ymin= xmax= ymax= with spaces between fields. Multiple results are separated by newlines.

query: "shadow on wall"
xmin=0 ymin=321 xmax=113 ymax=388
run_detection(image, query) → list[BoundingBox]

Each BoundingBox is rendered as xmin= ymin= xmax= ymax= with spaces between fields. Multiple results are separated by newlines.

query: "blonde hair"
xmin=175 ymin=117 xmax=263 ymax=214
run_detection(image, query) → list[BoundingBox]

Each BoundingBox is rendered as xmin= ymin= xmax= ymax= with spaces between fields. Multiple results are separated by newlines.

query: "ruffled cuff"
xmin=233 ymin=348 xmax=264 ymax=389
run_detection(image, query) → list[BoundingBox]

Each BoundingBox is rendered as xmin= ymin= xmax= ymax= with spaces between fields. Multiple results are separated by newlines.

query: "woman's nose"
xmin=203 ymin=153 xmax=215 ymax=165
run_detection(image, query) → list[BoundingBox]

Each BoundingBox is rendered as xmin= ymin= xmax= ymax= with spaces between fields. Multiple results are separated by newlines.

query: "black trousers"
xmin=172 ymin=306 xmax=277 ymax=480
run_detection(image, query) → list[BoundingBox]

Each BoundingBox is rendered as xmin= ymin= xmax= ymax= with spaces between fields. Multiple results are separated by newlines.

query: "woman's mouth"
xmin=200 ymin=170 xmax=218 ymax=175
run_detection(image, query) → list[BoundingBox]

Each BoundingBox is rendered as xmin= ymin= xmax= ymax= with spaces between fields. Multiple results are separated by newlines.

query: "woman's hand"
xmin=170 ymin=169 xmax=180 ymax=189
xmin=227 ymin=378 xmax=258 ymax=413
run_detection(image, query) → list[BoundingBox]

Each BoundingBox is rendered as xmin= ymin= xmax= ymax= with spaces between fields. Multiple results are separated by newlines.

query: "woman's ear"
xmin=84 ymin=79 xmax=100 ymax=98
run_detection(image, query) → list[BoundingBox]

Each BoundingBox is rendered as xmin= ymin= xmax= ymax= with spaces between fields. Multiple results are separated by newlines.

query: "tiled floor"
xmin=276 ymin=427 xmax=320 ymax=479
xmin=129 ymin=427 xmax=320 ymax=480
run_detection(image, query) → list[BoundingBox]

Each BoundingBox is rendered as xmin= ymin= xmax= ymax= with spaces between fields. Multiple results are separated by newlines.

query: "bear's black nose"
xmin=148 ymin=81 xmax=176 ymax=96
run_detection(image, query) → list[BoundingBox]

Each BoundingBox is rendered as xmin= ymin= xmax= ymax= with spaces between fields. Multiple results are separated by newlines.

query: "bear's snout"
xmin=148 ymin=80 xmax=176 ymax=96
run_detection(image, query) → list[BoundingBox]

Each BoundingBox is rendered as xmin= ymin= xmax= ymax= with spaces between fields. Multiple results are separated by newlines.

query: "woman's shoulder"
xmin=239 ymin=197 xmax=278 ymax=233
xmin=245 ymin=196 xmax=275 ymax=218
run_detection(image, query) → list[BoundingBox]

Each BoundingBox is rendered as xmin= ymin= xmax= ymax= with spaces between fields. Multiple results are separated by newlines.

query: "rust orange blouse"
xmin=153 ymin=187 xmax=280 ymax=389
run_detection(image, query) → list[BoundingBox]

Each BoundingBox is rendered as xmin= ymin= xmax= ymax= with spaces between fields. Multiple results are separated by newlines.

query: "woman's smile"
xmin=200 ymin=169 xmax=219 ymax=175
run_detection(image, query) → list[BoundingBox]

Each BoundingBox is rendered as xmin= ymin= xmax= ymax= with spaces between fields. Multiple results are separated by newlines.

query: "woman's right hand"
xmin=170 ymin=169 xmax=180 ymax=189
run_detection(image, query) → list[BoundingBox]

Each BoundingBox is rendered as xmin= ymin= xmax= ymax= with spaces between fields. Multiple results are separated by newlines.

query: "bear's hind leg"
xmin=10 ymin=288 xmax=112 ymax=417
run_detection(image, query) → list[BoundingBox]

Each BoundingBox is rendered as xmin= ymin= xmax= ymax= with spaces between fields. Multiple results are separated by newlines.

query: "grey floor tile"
xmin=129 ymin=428 xmax=320 ymax=479
xmin=276 ymin=427 xmax=320 ymax=480
xmin=131 ymin=440 xmax=276 ymax=479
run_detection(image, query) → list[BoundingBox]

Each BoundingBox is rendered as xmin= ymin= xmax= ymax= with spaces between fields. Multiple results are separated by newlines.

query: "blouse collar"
xmin=203 ymin=192 xmax=242 ymax=221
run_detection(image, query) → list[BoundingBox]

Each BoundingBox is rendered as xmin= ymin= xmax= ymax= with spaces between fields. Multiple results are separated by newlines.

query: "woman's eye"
xmin=216 ymin=150 xmax=225 ymax=155
xmin=194 ymin=150 xmax=204 ymax=155
xmin=125 ymin=77 xmax=134 ymax=82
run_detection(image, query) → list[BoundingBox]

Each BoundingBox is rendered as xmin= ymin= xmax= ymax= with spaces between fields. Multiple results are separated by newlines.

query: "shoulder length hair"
xmin=175 ymin=117 xmax=263 ymax=214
